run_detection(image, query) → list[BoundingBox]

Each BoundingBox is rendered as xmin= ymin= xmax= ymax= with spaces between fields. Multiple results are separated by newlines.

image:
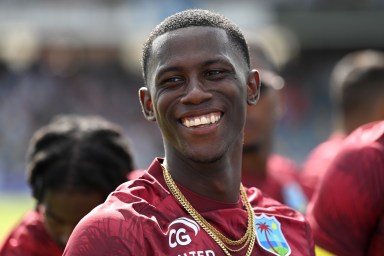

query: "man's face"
xmin=141 ymin=26 xmax=258 ymax=163
xmin=40 ymin=190 xmax=104 ymax=248
xmin=243 ymin=85 xmax=278 ymax=153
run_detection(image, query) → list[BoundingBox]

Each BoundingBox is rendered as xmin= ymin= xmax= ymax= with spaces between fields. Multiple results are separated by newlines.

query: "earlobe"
xmin=139 ymin=87 xmax=156 ymax=121
xmin=247 ymin=69 xmax=260 ymax=105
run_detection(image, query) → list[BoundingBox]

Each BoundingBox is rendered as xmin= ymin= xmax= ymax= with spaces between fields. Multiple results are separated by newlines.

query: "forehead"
xmin=153 ymin=26 xmax=230 ymax=51
xmin=147 ymin=26 xmax=244 ymax=76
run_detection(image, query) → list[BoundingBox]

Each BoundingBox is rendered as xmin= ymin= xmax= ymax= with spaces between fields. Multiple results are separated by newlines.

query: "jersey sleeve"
xmin=307 ymin=143 xmax=384 ymax=255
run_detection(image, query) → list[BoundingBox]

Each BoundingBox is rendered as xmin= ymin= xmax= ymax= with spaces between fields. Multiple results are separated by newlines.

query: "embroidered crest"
xmin=254 ymin=213 xmax=291 ymax=256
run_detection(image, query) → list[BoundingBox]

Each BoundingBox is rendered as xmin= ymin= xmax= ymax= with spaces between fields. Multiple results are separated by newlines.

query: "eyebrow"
xmin=202 ymin=58 xmax=233 ymax=67
xmin=155 ymin=66 xmax=182 ymax=80
xmin=156 ymin=57 xmax=234 ymax=79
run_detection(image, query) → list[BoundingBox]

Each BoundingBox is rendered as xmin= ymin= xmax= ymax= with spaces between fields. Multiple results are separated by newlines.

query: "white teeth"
xmin=181 ymin=112 xmax=221 ymax=128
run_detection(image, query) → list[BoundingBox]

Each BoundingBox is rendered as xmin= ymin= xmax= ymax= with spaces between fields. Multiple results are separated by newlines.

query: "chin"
xmin=194 ymin=155 xmax=222 ymax=164
xmin=185 ymin=148 xmax=225 ymax=164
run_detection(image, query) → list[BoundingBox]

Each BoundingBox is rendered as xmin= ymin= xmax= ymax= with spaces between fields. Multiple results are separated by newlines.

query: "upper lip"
xmin=178 ymin=107 xmax=223 ymax=120
xmin=179 ymin=110 xmax=223 ymax=127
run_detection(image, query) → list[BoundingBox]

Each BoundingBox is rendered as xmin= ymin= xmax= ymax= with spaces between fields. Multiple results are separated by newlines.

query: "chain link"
xmin=161 ymin=163 xmax=256 ymax=256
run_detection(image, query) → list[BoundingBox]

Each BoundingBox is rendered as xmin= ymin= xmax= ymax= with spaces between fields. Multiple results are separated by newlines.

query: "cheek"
xmin=154 ymin=90 xmax=178 ymax=122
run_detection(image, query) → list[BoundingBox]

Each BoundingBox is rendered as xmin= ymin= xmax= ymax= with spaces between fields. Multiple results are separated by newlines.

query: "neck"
xmin=242 ymin=152 xmax=268 ymax=177
xmin=342 ymin=105 xmax=383 ymax=134
xmin=164 ymin=153 xmax=242 ymax=203
xmin=242 ymin=143 xmax=270 ymax=176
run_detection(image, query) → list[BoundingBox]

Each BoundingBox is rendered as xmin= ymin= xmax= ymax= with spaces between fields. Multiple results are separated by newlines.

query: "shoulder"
xmin=113 ymin=169 xmax=170 ymax=211
xmin=305 ymin=122 xmax=384 ymax=255
xmin=347 ymin=120 xmax=384 ymax=144
xmin=303 ymin=132 xmax=345 ymax=169
xmin=336 ymin=121 xmax=384 ymax=158
xmin=329 ymin=121 xmax=384 ymax=177
xmin=309 ymin=122 xmax=384 ymax=204
xmin=1 ymin=210 xmax=44 ymax=242
xmin=81 ymin=169 xmax=168 ymax=223
xmin=0 ymin=210 xmax=61 ymax=255
xmin=268 ymin=154 xmax=301 ymax=175
xmin=127 ymin=169 xmax=145 ymax=180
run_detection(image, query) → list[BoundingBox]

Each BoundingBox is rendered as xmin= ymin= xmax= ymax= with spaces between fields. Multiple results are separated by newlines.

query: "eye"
xmin=206 ymin=70 xmax=224 ymax=76
xmin=166 ymin=76 xmax=184 ymax=83
xmin=205 ymin=69 xmax=231 ymax=81
xmin=158 ymin=76 xmax=185 ymax=89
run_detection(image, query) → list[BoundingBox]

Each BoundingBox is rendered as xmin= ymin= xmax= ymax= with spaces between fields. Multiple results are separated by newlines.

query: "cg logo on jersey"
xmin=168 ymin=217 xmax=200 ymax=248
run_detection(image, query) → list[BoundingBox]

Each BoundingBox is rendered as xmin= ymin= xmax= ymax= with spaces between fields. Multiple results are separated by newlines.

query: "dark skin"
xmin=242 ymin=83 xmax=281 ymax=178
xmin=40 ymin=190 xmax=104 ymax=248
xmin=139 ymin=26 xmax=260 ymax=203
xmin=343 ymin=99 xmax=384 ymax=134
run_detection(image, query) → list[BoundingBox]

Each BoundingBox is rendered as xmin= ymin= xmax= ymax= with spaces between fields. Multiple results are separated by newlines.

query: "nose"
xmin=180 ymin=78 xmax=212 ymax=105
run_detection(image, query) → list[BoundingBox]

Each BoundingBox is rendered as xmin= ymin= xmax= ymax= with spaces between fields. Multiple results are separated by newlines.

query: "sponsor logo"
xmin=176 ymin=251 xmax=215 ymax=256
xmin=255 ymin=213 xmax=291 ymax=256
xmin=168 ymin=217 xmax=200 ymax=248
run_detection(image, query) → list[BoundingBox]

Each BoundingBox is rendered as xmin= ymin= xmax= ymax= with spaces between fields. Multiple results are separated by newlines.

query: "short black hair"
xmin=141 ymin=9 xmax=250 ymax=85
xmin=27 ymin=114 xmax=135 ymax=204
xmin=330 ymin=49 xmax=384 ymax=115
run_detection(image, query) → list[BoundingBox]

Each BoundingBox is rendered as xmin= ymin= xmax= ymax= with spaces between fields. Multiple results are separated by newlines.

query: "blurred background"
xmin=0 ymin=0 xmax=383 ymax=240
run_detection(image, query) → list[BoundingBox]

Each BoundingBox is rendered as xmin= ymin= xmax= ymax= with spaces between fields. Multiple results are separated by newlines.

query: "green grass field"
xmin=0 ymin=193 xmax=34 ymax=243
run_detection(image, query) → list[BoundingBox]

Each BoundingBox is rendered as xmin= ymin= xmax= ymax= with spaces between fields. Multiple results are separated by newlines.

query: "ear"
xmin=139 ymin=87 xmax=156 ymax=121
xmin=246 ymin=69 xmax=260 ymax=105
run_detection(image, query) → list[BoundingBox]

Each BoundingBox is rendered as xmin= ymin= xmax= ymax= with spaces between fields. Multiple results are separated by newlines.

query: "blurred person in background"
xmin=304 ymin=49 xmax=384 ymax=255
xmin=242 ymin=40 xmax=308 ymax=213
xmin=306 ymin=120 xmax=384 ymax=255
xmin=300 ymin=49 xmax=384 ymax=200
xmin=0 ymin=114 xmax=137 ymax=256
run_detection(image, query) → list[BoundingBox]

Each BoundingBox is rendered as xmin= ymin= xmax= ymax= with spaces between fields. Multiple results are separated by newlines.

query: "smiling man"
xmin=63 ymin=9 xmax=314 ymax=256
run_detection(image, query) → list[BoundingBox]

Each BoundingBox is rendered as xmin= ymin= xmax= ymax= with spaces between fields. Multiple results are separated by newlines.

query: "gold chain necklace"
xmin=161 ymin=162 xmax=256 ymax=256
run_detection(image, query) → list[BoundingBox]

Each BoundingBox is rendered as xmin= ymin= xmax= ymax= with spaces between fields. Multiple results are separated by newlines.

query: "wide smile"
xmin=180 ymin=112 xmax=222 ymax=128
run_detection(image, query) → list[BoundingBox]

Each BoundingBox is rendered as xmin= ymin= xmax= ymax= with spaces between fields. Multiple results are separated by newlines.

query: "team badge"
xmin=254 ymin=213 xmax=291 ymax=256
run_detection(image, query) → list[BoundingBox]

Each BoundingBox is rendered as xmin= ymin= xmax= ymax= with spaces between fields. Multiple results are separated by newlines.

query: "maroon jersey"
xmin=242 ymin=154 xmax=308 ymax=212
xmin=306 ymin=121 xmax=384 ymax=256
xmin=127 ymin=169 xmax=145 ymax=180
xmin=63 ymin=158 xmax=314 ymax=256
xmin=300 ymin=131 xmax=345 ymax=200
xmin=0 ymin=210 xmax=62 ymax=256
